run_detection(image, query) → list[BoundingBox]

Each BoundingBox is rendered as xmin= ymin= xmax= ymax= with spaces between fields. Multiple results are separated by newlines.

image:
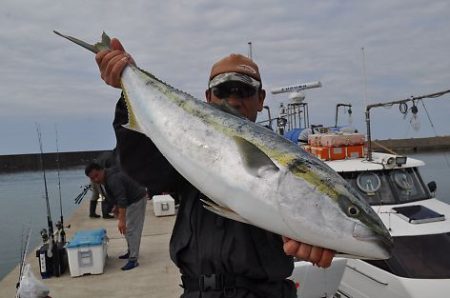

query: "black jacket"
xmin=113 ymin=95 xmax=295 ymax=298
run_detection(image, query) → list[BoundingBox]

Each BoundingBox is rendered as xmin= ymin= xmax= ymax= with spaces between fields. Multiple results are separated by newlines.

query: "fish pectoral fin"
xmin=232 ymin=136 xmax=279 ymax=178
xmin=200 ymin=199 xmax=249 ymax=224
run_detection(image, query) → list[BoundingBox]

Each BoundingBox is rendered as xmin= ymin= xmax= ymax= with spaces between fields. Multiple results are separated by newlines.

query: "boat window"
xmin=365 ymin=233 xmax=450 ymax=279
xmin=389 ymin=168 xmax=428 ymax=203
xmin=356 ymin=172 xmax=381 ymax=193
xmin=340 ymin=168 xmax=430 ymax=205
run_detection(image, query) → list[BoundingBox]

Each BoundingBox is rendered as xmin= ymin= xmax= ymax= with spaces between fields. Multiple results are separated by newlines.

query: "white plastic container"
xmin=290 ymin=258 xmax=347 ymax=297
xmin=65 ymin=228 xmax=107 ymax=277
xmin=153 ymin=194 xmax=176 ymax=216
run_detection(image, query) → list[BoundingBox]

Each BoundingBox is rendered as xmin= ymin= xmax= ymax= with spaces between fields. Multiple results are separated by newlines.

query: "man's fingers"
xmin=94 ymin=38 xmax=134 ymax=88
xmin=283 ymin=239 xmax=300 ymax=256
xmin=105 ymin=54 xmax=126 ymax=84
xmin=100 ymin=50 xmax=123 ymax=73
xmin=283 ymin=238 xmax=336 ymax=268
xmin=317 ymin=249 xmax=335 ymax=268
xmin=309 ymin=246 xmax=324 ymax=264
xmin=296 ymin=243 xmax=312 ymax=261
xmin=95 ymin=50 xmax=108 ymax=69
xmin=118 ymin=222 xmax=126 ymax=235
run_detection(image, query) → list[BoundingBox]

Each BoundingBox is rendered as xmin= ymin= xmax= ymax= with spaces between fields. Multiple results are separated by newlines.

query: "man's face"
xmin=205 ymin=81 xmax=266 ymax=122
xmin=88 ymin=168 xmax=105 ymax=185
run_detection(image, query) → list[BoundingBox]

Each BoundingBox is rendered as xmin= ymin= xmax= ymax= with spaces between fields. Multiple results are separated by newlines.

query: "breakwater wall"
xmin=372 ymin=136 xmax=450 ymax=154
xmin=0 ymin=150 xmax=112 ymax=173
xmin=1 ymin=136 xmax=450 ymax=173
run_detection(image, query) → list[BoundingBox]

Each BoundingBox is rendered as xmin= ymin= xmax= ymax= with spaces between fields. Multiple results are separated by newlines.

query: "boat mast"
xmin=361 ymin=47 xmax=369 ymax=108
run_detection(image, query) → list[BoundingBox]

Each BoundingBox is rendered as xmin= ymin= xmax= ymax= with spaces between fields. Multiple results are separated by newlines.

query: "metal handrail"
xmin=365 ymin=89 xmax=450 ymax=160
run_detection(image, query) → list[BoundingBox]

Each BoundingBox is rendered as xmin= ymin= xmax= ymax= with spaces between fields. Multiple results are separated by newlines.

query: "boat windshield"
xmin=341 ymin=167 xmax=431 ymax=205
xmin=365 ymin=233 xmax=450 ymax=279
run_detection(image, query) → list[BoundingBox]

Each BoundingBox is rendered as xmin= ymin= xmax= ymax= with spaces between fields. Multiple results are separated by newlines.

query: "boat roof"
xmin=326 ymin=152 xmax=425 ymax=172
xmin=372 ymin=198 xmax=450 ymax=237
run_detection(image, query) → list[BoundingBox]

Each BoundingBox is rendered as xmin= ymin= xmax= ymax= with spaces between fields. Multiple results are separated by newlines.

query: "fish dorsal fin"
xmin=233 ymin=136 xmax=279 ymax=178
xmin=200 ymin=199 xmax=249 ymax=224
xmin=210 ymin=100 xmax=245 ymax=118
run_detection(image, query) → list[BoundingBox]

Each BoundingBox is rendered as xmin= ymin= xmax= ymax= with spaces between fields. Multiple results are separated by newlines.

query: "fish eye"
xmin=348 ymin=205 xmax=360 ymax=217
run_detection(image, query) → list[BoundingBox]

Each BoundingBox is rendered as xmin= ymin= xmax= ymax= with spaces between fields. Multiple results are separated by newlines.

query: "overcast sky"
xmin=1 ymin=0 xmax=450 ymax=155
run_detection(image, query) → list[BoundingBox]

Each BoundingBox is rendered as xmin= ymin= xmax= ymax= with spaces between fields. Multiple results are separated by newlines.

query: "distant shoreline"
xmin=0 ymin=149 xmax=111 ymax=173
xmin=371 ymin=136 xmax=450 ymax=154
xmin=1 ymin=136 xmax=450 ymax=173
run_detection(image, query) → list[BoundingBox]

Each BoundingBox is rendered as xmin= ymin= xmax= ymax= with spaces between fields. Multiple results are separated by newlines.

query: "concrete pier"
xmin=0 ymin=199 xmax=182 ymax=298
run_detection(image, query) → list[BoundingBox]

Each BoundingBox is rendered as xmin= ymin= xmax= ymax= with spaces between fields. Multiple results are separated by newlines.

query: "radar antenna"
xmin=270 ymin=81 xmax=322 ymax=133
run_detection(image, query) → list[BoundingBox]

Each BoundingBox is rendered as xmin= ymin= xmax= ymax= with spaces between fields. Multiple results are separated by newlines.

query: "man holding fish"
xmin=95 ymin=38 xmax=334 ymax=297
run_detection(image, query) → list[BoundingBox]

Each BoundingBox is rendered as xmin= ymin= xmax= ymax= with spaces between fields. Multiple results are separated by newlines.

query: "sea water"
xmin=0 ymin=167 xmax=88 ymax=281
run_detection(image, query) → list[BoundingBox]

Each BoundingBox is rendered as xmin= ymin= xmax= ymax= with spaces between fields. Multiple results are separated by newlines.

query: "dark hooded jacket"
xmin=112 ymin=94 xmax=295 ymax=298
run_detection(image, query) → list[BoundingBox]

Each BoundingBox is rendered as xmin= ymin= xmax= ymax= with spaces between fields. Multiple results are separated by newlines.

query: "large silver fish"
xmin=55 ymin=31 xmax=393 ymax=259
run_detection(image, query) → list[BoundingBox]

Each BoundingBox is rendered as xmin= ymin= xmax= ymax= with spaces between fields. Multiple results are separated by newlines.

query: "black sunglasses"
xmin=211 ymin=82 xmax=257 ymax=99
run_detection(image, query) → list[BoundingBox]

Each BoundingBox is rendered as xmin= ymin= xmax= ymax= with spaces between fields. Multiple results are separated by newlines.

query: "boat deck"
xmin=0 ymin=199 xmax=182 ymax=297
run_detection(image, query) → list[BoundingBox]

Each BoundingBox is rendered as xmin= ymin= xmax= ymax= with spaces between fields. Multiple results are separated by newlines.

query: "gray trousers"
xmin=126 ymin=197 xmax=147 ymax=261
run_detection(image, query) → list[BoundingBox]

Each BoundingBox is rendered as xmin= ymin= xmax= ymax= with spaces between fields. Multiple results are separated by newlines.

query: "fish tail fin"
xmin=53 ymin=31 xmax=111 ymax=53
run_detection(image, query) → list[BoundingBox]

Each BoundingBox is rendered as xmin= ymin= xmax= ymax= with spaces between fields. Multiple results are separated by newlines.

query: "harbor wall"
xmin=1 ymin=136 xmax=450 ymax=173
xmin=372 ymin=136 xmax=450 ymax=154
xmin=0 ymin=150 xmax=112 ymax=173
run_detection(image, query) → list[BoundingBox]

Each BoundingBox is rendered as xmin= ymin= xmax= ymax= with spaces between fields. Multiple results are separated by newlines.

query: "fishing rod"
xmin=54 ymin=125 xmax=66 ymax=244
xmin=36 ymin=124 xmax=62 ymax=277
xmin=16 ymin=226 xmax=32 ymax=297
xmin=74 ymin=184 xmax=92 ymax=204
xmin=36 ymin=124 xmax=55 ymax=256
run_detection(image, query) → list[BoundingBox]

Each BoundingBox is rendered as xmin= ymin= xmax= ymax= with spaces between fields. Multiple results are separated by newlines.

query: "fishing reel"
xmin=40 ymin=229 xmax=49 ymax=243
xmin=55 ymin=221 xmax=63 ymax=231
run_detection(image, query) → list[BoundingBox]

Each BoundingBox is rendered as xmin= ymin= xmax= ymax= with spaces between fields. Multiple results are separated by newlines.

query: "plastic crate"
xmin=153 ymin=194 xmax=176 ymax=216
xmin=65 ymin=228 xmax=107 ymax=277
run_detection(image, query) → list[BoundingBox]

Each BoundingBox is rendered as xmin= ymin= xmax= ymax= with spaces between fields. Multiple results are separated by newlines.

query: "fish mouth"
xmin=353 ymin=223 xmax=394 ymax=259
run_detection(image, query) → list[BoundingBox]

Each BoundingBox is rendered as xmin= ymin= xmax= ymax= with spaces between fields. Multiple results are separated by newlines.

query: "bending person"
xmin=85 ymin=162 xmax=148 ymax=271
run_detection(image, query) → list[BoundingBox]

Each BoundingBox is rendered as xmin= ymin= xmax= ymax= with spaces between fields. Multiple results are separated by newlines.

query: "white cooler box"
xmin=65 ymin=228 xmax=108 ymax=277
xmin=290 ymin=258 xmax=347 ymax=297
xmin=153 ymin=194 xmax=175 ymax=216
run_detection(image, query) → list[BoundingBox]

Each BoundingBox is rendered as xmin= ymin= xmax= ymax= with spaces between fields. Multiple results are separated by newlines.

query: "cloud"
xmin=1 ymin=0 xmax=450 ymax=154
